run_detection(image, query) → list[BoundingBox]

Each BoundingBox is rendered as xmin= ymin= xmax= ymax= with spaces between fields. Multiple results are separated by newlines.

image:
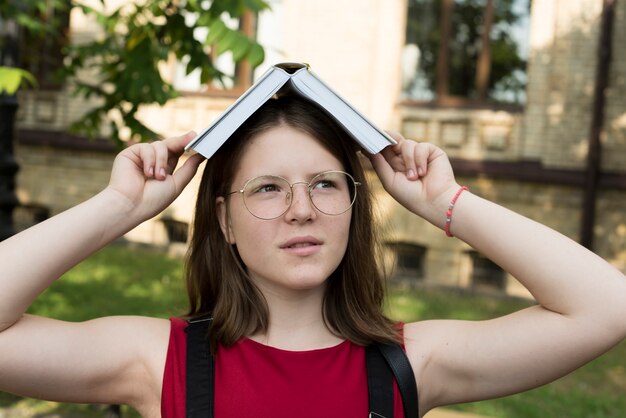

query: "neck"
xmin=248 ymin=283 xmax=343 ymax=350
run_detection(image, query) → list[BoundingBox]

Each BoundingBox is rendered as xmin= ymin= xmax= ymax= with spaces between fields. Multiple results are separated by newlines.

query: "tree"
xmin=405 ymin=0 xmax=528 ymax=103
xmin=0 ymin=0 xmax=268 ymax=241
xmin=1 ymin=0 xmax=269 ymax=144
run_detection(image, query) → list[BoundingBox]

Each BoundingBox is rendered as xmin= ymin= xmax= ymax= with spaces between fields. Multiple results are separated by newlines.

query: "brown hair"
xmin=185 ymin=95 xmax=399 ymax=349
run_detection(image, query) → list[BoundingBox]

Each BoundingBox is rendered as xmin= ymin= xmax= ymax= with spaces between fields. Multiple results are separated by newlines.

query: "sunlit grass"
xmin=3 ymin=245 xmax=626 ymax=417
xmin=27 ymin=244 xmax=188 ymax=322
xmin=3 ymin=243 xmax=186 ymax=418
xmin=387 ymin=285 xmax=626 ymax=418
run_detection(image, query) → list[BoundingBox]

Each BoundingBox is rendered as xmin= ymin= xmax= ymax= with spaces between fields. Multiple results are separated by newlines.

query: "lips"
xmin=279 ymin=236 xmax=323 ymax=257
xmin=280 ymin=236 xmax=323 ymax=249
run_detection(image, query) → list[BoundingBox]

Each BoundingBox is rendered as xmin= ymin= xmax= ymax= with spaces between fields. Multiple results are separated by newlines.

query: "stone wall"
xmin=13 ymin=0 xmax=407 ymax=244
xmin=12 ymin=0 xmax=626 ymax=298
xmin=383 ymin=0 xmax=626 ymax=296
xmin=604 ymin=1 xmax=626 ymax=171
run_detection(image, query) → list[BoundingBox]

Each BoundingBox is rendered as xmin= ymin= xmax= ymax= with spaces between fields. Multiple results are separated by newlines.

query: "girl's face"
xmin=217 ymin=125 xmax=352 ymax=296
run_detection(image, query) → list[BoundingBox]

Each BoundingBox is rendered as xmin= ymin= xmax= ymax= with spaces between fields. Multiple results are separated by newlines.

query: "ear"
xmin=216 ymin=196 xmax=236 ymax=245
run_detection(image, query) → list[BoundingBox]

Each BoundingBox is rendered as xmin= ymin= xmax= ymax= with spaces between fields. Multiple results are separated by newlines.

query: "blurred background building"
xmin=10 ymin=0 xmax=626 ymax=297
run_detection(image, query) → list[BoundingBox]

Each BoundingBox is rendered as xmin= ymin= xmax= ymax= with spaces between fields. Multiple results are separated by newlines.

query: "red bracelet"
xmin=445 ymin=186 xmax=469 ymax=237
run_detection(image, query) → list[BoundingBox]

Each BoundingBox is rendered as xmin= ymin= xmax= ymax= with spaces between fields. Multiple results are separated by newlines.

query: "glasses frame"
xmin=226 ymin=170 xmax=361 ymax=220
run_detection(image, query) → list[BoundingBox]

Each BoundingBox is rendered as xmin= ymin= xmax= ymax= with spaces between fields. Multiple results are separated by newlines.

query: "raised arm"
xmin=0 ymin=133 xmax=203 ymax=411
xmin=370 ymin=134 xmax=626 ymax=415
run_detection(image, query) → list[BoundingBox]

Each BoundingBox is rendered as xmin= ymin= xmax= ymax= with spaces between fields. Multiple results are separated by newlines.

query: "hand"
xmin=368 ymin=132 xmax=459 ymax=225
xmin=107 ymin=132 xmax=205 ymax=221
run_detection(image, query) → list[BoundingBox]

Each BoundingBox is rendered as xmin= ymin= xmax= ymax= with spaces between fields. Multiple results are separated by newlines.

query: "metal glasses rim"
xmin=225 ymin=170 xmax=361 ymax=220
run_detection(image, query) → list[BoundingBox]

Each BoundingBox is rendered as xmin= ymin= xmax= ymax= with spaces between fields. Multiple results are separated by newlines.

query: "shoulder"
xmin=87 ymin=316 xmax=172 ymax=386
xmin=110 ymin=316 xmax=174 ymax=416
xmin=402 ymin=321 xmax=436 ymax=375
xmin=401 ymin=319 xmax=465 ymax=413
xmin=403 ymin=318 xmax=482 ymax=374
xmin=89 ymin=315 xmax=172 ymax=357
xmin=0 ymin=315 xmax=172 ymax=417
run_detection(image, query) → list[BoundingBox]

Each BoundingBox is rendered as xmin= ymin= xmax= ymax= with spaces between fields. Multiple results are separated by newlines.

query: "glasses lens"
xmin=309 ymin=171 xmax=357 ymax=215
xmin=242 ymin=175 xmax=291 ymax=219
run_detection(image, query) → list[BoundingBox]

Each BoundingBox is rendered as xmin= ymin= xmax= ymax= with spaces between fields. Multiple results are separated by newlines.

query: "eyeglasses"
xmin=226 ymin=170 xmax=361 ymax=220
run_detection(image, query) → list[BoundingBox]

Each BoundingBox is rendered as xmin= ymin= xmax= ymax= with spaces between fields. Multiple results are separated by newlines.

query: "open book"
xmin=185 ymin=62 xmax=396 ymax=159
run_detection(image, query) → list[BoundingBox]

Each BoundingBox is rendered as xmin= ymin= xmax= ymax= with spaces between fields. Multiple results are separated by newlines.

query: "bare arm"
xmin=0 ymin=133 xmax=203 ymax=409
xmin=0 ymin=315 xmax=170 ymax=414
xmin=370 ymin=135 xmax=626 ymax=415
xmin=0 ymin=188 xmax=139 ymax=330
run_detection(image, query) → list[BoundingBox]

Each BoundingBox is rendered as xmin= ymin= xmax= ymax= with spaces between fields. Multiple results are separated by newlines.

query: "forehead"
xmin=235 ymin=125 xmax=345 ymax=180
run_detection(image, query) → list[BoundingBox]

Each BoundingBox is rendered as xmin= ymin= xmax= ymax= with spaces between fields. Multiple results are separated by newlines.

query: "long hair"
xmin=185 ymin=95 xmax=399 ymax=349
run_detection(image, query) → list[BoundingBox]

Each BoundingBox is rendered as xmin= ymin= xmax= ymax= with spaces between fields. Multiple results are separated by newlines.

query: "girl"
xmin=1 ymin=96 xmax=626 ymax=418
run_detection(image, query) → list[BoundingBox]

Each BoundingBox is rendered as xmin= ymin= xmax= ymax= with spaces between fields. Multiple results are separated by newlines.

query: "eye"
xmin=312 ymin=179 xmax=337 ymax=190
xmin=253 ymin=183 xmax=282 ymax=193
xmin=245 ymin=175 xmax=288 ymax=196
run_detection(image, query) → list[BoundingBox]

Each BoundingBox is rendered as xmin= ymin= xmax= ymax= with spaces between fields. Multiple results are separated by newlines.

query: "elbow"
xmin=0 ymin=315 xmax=22 ymax=333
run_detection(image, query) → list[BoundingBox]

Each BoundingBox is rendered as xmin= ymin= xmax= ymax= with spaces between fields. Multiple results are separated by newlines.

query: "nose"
xmin=285 ymin=182 xmax=316 ymax=222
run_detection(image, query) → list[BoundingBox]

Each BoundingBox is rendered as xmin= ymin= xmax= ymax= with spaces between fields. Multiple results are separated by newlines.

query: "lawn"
xmin=388 ymin=286 xmax=626 ymax=418
xmin=2 ymin=244 xmax=625 ymax=417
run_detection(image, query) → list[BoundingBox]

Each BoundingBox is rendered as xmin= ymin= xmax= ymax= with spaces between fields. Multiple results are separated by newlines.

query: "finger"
xmin=368 ymin=152 xmax=396 ymax=186
xmin=384 ymin=130 xmax=406 ymax=143
xmin=380 ymin=143 xmax=405 ymax=173
xmin=136 ymin=143 xmax=156 ymax=178
xmin=381 ymin=141 xmax=399 ymax=160
xmin=400 ymin=140 xmax=418 ymax=180
xmin=414 ymin=142 xmax=430 ymax=177
xmin=163 ymin=131 xmax=197 ymax=156
xmin=171 ymin=153 xmax=205 ymax=194
xmin=152 ymin=140 xmax=170 ymax=180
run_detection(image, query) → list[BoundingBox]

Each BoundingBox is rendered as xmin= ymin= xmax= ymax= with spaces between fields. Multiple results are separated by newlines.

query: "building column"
xmin=0 ymin=94 xmax=19 ymax=241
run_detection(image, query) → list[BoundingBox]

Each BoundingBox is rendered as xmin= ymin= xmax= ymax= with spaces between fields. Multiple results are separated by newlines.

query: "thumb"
xmin=172 ymin=153 xmax=205 ymax=194
xmin=368 ymin=152 xmax=395 ymax=186
xmin=164 ymin=131 xmax=198 ymax=155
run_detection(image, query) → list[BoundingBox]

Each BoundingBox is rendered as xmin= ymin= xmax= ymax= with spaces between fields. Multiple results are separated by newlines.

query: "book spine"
xmin=186 ymin=67 xmax=290 ymax=158
xmin=290 ymin=70 xmax=396 ymax=154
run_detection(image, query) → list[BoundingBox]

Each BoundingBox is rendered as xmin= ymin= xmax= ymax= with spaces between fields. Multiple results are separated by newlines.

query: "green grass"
xmin=28 ymin=244 xmax=189 ymax=321
xmin=1 ymin=243 xmax=188 ymax=418
xmin=2 ymin=244 xmax=626 ymax=417
xmin=388 ymin=286 xmax=626 ymax=418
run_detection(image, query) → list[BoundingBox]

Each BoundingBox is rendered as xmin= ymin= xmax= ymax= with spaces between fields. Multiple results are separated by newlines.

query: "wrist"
xmin=420 ymin=184 xmax=467 ymax=232
xmin=445 ymin=186 xmax=469 ymax=237
xmin=93 ymin=188 xmax=145 ymax=240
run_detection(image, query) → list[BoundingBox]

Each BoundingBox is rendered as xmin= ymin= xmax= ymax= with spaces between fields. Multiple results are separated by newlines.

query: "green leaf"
xmin=243 ymin=0 xmax=272 ymax=12
xmin=7 ymin=0 xmax=266 ymax=144
xmin=231 ymin=36 xmax=251 ymax=62
xmin=126 ymin=31 xmax=147 ymax=51
xmin=0 ymin=67 xmax=37 ymax=94
xmin=206 ymin=19 xmax=228 ymax=44
xmin=196 ymin=12 xmax=214 ymax=27
xmin=247 ymin=43 xmax=265 ymax=67
xmin=216 ymin=28 xmax=239 ymax=54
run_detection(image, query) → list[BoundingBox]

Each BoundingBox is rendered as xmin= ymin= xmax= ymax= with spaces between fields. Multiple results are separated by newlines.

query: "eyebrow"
xmin=252 ymin=169 xmax=346 ymax=181
xmin=268 ymin=168 xmax=347 ymax=182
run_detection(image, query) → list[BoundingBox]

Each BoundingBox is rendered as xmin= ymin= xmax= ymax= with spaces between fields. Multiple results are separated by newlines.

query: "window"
xmin=469 ymin=251 xmax=506 ymax=291
xmin=161 ymin=218 xmax=189 ymax=244
xmin=173 ymin=11 xmax=256 ymax=95
xmin=387 ymin=242 xmax=426 ymax=280
xmin=403 ymin=0 xmax=530 ymax=105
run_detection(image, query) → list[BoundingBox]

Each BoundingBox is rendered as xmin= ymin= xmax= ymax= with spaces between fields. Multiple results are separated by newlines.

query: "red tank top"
xmin=161 ymin=317 xmax=405 ymax=418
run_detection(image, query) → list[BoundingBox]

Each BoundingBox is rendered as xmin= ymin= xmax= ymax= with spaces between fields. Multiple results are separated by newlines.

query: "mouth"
xmin=287 ymin=242 xmax=318 ymax=248
xmin=280 ymin=236 xmax=323 ymax=251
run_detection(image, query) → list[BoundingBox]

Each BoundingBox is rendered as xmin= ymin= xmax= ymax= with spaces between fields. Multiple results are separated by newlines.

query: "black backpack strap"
xmin=185 ymin=316 xmax=214 ymax=418
xmin=184 ymin=317 xmax=418 ymax=418
xmin=366 ymin=344 xmax=394 ymax=418
xmin=377 ymin=343 xmax=419 ymax=418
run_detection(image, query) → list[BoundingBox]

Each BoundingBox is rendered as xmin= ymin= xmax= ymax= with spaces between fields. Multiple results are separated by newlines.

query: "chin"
xmin=286 ymin=276 xmax=328 ymax=291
